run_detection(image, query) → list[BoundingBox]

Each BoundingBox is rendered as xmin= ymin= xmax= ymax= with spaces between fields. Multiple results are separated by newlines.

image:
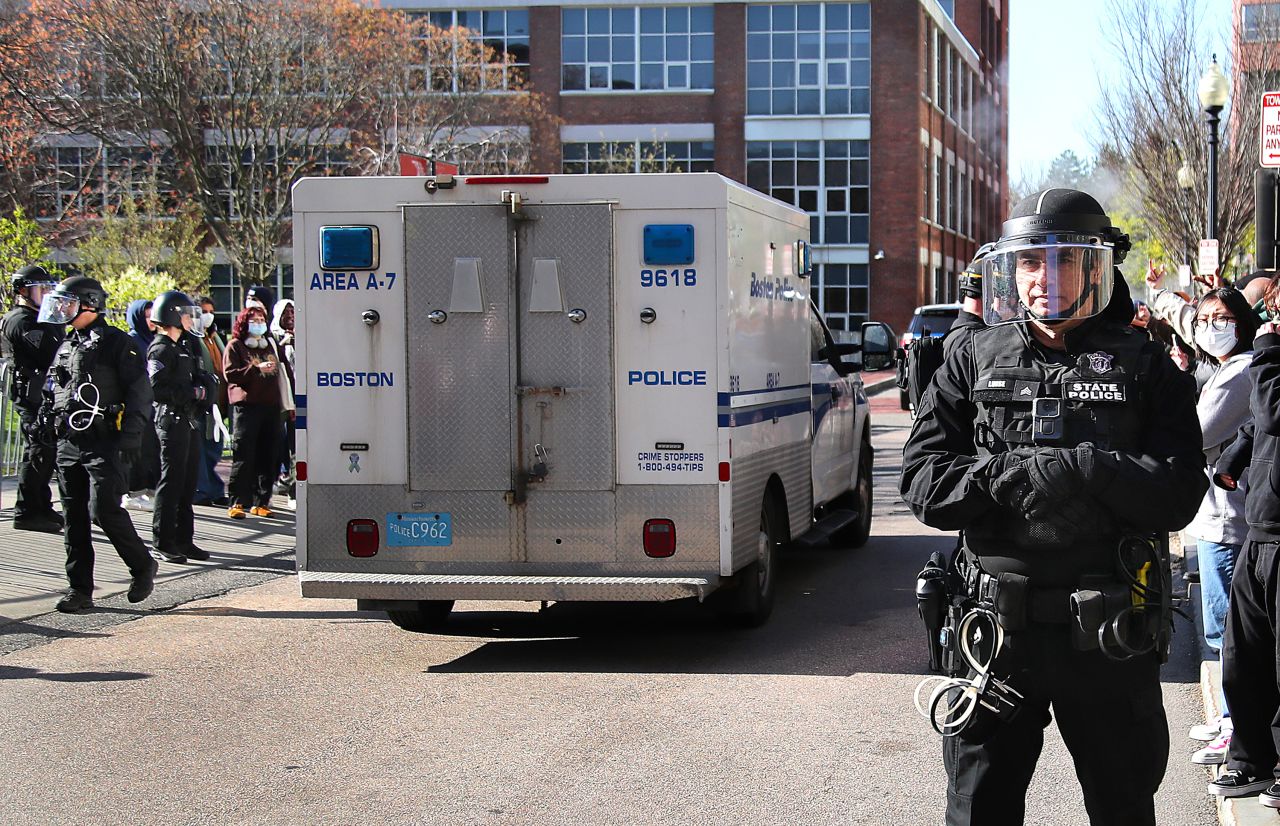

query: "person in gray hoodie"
xmin=1182 ymin=287 xmax=1258 ymax=765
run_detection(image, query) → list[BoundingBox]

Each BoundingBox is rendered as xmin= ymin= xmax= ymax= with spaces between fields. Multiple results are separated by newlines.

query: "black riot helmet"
xmin=10 ymin=264 xmax=58 ymax=307
xmin=150 ymin=290 xmax=202 ymax=336
xmin=37 ymin=275 xmax=108 ymax=325
xmin=979 ymin=188 xmax=1132 ymax=326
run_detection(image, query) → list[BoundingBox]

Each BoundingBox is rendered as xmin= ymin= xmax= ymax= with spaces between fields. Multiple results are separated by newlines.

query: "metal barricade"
xmin=0 ymin=360 xmax=27 ymax=506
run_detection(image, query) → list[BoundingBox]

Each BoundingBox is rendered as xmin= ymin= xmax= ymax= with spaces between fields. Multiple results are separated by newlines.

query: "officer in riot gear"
xmin=41 ymin=276 xmax=157 ymax=612
xmin=900 ymin=189 xmax=1207 ymax=825
xmin=1 ymin=264 xmax=65 ymax=532
xmin=147 ymin=291 xmax=215 ymax=563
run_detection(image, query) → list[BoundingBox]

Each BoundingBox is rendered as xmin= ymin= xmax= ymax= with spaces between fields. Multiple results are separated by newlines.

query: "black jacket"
xmin=900 ymin=300 xmax=1206 ymax=585
xmin=0 ymin=305 xmax=63 ymax=410
xmin=1216 ymin=332 xmax=1280 ymax=540
xmin=147 ymin=331 xmax=215 ymax=417
xmin=51 ymin=317 xmax=153 ymax=440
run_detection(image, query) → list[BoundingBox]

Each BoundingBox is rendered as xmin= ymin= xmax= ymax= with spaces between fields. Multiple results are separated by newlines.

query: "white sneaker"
xmin=1190 ymin=719 xmax=1223 ymax=741
xmin=136 ymin=494 xmax=154 ymax=512
xmin=1192 ymin=732 xmax=1231 ymax=765
xmin=284 ymin=498 xmax=296 ymax=512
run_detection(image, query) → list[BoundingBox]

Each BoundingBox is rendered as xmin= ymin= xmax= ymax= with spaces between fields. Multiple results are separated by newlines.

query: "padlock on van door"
xmin=530 ymin=443 xmax=549 ymax=481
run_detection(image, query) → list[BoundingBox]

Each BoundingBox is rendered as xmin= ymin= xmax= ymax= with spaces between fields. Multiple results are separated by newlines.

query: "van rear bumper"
xmin=297 ymin=571 xmax=714 ymax=602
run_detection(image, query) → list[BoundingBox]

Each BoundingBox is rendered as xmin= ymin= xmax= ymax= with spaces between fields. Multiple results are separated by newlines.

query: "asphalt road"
xmin=0 ymin=401 xmax=1220 ymax=825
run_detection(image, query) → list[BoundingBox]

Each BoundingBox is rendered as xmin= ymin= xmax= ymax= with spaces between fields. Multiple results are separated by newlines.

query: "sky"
xmin=1007 ymin=0 xmax=1231 ymax=186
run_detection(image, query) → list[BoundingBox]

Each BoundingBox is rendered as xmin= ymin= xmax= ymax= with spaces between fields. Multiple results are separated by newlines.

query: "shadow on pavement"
xmin=0 ymin=665 xmax=150 ymax=682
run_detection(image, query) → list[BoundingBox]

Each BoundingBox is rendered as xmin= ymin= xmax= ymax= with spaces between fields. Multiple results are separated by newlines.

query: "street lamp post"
xmin=1199 ymin=57 xmax=1230 ymax=245
xmin=1177 ymin=160 xmax=1196 ymax=271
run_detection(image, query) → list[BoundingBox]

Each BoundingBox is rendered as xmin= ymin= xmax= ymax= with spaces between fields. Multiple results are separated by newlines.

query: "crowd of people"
xmin=1 ymin=267 xmax=297 ymax=613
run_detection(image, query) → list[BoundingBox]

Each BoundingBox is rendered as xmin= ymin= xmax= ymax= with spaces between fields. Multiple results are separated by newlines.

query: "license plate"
xmin=385 ymin=512 xmax=452 ymax=547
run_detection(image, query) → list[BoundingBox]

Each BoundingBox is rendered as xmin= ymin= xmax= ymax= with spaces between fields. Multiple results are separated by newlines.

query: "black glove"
xmin=977 ymin=449 xmax=1035 ymax=503
xmin=993 ymin=444 xmax=1111 ymax=520
xmin=117 ymin=430 xmax=142 ymax=467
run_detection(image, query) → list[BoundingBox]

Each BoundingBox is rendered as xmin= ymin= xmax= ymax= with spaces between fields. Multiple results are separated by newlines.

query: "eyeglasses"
xmin=1194 ymin=315 xmax=1236 ymax=332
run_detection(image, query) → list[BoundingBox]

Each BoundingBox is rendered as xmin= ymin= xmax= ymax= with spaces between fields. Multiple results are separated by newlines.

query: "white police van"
xmin=291 ymin=172 xmax=893 ymax=629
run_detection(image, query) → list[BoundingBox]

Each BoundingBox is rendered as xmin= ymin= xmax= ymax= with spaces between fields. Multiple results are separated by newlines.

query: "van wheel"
xmin=726 ymin=499 xmax=780 ymax=627
xmin=839 ymin=444 xmax=874 ymax=548
xmin=387 ymin=600 xmax=454 ymax=633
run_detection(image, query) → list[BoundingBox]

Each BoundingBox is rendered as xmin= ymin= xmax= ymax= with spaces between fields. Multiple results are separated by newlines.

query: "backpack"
xmin=907 ymin=333 xmax=947 ymax=410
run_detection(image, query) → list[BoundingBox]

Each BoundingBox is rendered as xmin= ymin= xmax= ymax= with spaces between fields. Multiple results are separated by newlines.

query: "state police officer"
xmin=1 ymin=264 xmax=64 ymax=532
xmin=900 ymin=189 xmax=1207 ymax=825
xmin=147 ymin=291 xmax=215 ymax=563
xmin=41 ymin=276 xmax=156 ymax=612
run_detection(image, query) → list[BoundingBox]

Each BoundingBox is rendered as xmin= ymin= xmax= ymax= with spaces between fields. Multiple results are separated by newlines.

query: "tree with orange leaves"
xmin=0 ymin=0 xmax=556 ymax=286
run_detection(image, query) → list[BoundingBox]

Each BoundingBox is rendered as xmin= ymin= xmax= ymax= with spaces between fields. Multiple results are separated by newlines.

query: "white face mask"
xmin=200 ymin=311 xmax=215 ymax=331
xmin=1195 ymin=323 xmax=1238 ymax=358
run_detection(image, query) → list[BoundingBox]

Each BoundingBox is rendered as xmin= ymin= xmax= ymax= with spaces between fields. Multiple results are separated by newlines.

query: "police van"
xmin=291 ymin=172 xmax=893 ymax=629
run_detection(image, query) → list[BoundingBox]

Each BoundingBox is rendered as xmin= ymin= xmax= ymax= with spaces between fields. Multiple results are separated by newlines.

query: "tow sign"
xmin=1261 ymin=92 xmax=1280 ymax=168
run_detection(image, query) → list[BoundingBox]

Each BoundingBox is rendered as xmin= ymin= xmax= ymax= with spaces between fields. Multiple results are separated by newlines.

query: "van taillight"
xmin=347 ymin=519 xmax=379 ymax=557
xmin=296 ymin=461 xmax=307 ymax=482
xmin=718 ymin=462 xmax=731 ymax=482
xmin=643 ymin=519 xmax=676 ymax=558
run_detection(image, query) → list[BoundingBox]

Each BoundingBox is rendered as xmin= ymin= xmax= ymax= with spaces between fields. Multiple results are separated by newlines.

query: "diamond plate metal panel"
xmin=730 ymin=444 xmax=812 ymax=571
xmin=615 ymin=484 xmax=719 ymax=572
xmin=303 ymin=484 xmax=516 ymax=571
xmin=404 ymin=204 xmax=514 ymax=491
xmin=524 ymin=490 xmax=617 ymax=564
xmin=298 ymin=571 xmax=711 ymax=602
xmin=516 ymin=204 xmax=615 ymax=492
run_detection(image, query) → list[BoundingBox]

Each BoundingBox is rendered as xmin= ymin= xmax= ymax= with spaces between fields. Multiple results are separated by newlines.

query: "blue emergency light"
xmin=320 ymin=226 xmax=379 ymax=271
xmin=643 ymin=224 xmax=695 ymax=265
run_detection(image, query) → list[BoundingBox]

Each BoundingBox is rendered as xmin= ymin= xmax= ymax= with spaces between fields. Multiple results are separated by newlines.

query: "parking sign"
xmin=1262 ymin=92 xmax=1280 ymax=167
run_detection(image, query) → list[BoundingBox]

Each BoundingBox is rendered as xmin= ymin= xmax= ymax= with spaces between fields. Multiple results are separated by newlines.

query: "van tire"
xmin=835 ymin=442 xmax=874 ymax=548
xmin=726 ymin=499 xmax=780 ymax=627
xmin=387 ymin=600 xmax=455 ymax=633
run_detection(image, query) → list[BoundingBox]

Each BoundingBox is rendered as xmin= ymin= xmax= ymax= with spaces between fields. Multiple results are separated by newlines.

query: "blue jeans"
xmin=1199 ymin=539 xmax=1240 ymax=718
xmin=194 ymin=412 xmax=226 ymax=502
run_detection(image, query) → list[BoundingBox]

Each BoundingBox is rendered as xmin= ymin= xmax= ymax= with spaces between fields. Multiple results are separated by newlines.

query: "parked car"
xmin=897 ymin=303 xmax=961 ymax=410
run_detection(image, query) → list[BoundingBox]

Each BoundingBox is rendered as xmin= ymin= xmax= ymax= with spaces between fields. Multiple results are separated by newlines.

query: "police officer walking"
xmin=900 ymin=189 xmax=1207 ymax=825
xmin=147 ymin=291 xmax=215 ymax=563
xmin=1 ymin=264 xmax=64 ymax=532
xmin=40 ymin=276 xmax=157 ymax=612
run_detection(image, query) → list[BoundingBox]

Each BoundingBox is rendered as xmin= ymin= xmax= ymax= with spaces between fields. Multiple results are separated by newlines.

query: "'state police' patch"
xmin=1064 ymin=379 xmax=1126 ymax=402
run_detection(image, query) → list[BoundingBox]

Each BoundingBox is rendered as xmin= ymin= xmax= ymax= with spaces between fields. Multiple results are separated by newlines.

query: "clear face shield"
xmin=37 ymin=291 xmax=83 ymax=325
xmin=979 ymin=237 xmax=1113 ymax=326
xmin=177 ymin=305 xmax=204 ymax=338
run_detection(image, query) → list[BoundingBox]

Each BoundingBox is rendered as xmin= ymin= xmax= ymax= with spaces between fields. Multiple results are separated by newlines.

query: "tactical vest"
xmin=964 ymin=322 xmax=1152 ymax=568
xmin=51 ymin=327 xmax=124 ymax=435
xmin=1 ymin=307 xmax=46 ymax=410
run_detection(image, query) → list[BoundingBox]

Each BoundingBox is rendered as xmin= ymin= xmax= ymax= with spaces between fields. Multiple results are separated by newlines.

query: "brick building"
xmin=384 ymin=0 xmax=1009 ymax=334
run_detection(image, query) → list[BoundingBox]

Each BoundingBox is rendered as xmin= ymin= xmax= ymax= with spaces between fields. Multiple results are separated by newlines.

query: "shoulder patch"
xmin=147 ymin=358 xmax=165 ymax=378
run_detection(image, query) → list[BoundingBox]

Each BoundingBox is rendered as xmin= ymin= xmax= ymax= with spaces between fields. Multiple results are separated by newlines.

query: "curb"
xmin=864 ymin=373 xmax=899 ymax=396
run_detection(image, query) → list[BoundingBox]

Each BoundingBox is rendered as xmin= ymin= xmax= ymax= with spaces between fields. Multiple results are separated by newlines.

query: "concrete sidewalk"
xmin=0 ymin=470 xmax=294 ymax=626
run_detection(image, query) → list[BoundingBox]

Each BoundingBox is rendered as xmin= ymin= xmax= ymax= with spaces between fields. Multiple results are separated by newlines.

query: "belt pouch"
xmin=994 ymin=572 xmax=1030 ymax=632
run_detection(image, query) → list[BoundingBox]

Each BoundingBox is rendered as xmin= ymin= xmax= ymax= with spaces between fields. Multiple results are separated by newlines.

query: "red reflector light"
xmin=718 ymin=462 xmax=731 ymax=482
xmin=643 ymin=518 xmax=677 ymax=558
xmin=296 ymin=461 xmax=307 ymax=482
xmin=347 ymin=519 xmax=379 ymax=557
xmin=463 ymin=175 xmax=549 ymax=185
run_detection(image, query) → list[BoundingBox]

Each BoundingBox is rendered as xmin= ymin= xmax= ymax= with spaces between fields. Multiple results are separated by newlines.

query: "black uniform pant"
xmin=229 ymin=404 xmax=280 ymax=509
xmin=1222 ymin=538 xmax=1280 ymax=779
xmin=944 ymin=623 xmax=1168 ymax=826
xmin=13 ymin=406 xmax=55 ymax=518
xmin=152 ymin=411 xmax=200 ymax=552
xmin=56 ymin=437 xmax=152 ymax=594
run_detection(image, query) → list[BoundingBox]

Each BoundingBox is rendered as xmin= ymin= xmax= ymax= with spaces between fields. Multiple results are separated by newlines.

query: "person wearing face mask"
xmin=191 ymin=296 xmax=228 ymax=506
xmin=1181 ymin=287 xmax=1258 ymax=766
xmin=222 ymin=305 xmax=292 ymax=519
xmin=1 ymin=264 xmax=65 ymax=533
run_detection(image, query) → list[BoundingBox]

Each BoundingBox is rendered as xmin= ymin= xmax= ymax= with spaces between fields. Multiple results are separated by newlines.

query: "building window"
xmin=746 ymin=139 xmax=869 ymax=244
xmin=562 ymin=139 xmax=714 ymax=173
xmin=1243 ymin=3 xmax=1280 ymax=42
xmin=921 ymin=144 xmax=930 ymax=220
xmin=946 ymin=158 xmax=956 ymax=231
xmin=932 ymin=151 xmax=942 ymax=225
xmin=210 ymin=263 xmax=294 ymax=324
xmin=35 ymin=140 xmax=178 ymax=220
xmin=813 ymin=262 xmax=869 ymax=329
xmin=561 ymin=6 xmax=714 ymax=92
xmin=746 ymin=2 xmax=871 ymax=116
xmin=406 ymin=9 xmax=531 ymax=91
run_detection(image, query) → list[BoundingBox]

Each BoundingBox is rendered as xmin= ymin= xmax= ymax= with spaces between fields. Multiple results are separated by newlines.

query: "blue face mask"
xmin=248 ymin=322 xmax=267 ymax=337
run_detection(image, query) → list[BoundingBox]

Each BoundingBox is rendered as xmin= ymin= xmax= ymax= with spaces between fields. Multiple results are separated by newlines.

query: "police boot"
xmin=55 ymin=590 xmax=94 ymax=613
xmin=13 ymin=511 xmax=63 ymax=534
xmin=127 ymin=559 xmax=158 ymax=604
xmin=184 ymin=544 xmax=210 ymax=562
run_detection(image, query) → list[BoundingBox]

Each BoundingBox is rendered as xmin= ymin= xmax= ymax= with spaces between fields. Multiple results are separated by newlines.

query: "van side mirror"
xmin=860 ymin=321 xmax=894 ymax=372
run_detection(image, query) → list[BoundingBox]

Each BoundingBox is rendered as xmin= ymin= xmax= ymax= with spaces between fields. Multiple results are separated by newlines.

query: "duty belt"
xmin=970 ymin=570 xmax=1074 ymax=625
